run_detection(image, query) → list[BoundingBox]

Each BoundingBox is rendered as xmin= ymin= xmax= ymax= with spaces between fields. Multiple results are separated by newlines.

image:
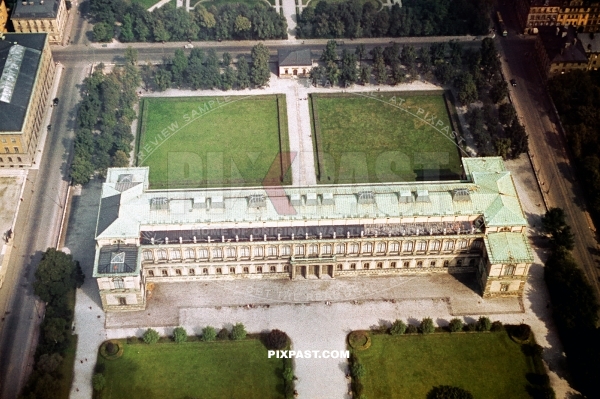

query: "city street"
xmin=496 ymin=13 xmax=600 ymax=298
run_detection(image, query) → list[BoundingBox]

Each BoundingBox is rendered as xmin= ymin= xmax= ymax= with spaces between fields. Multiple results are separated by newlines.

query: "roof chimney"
xmin=556 ymin=26 xmax=560 ymax=35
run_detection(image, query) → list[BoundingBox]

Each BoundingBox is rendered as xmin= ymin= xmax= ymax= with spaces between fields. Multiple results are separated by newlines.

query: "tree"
xmin=222 ymin=52 xmax=232 ymax=67
xmin=542 ymin=208 xmax=575 ymax=250
xmin=355 ymin=44 xmax=366 ymax=66
xmin=476 ymin=316 xmax=491 ymax=332
xmin=498 ymin=103 xmax=516 ymax=126
xmin=234 ymin=15 xmax=252 ymax=33
xmin=120 ymin=14 xmax=135 ymax=42
xmin=202 ymin=326 xmax=217 ymax=341
xmin=36 ymin=353 xmax=63 ymax=375
xmin=401 ymin=44 xmax=417 ymax=70
xmin=448 ymin=318 xmax=464 ymax=332
xmin=456 ymin=72 xmax=478 ymax=105
xmin=93 ymin=22 xmax=113 ymax=42
xmin=250 ymin=43 xmax=271 ymax=87
xmin=494 ymin=138 xmax=512 ymax=160
xmin=489 ymin=79 xmax=509 ymax=104
xmin=420 ymin=317 xmax=435 ymax=334
xmin=434 ymin=63 xmax=455 ymax=85
xmin=221 ymin=66 xmax=236 ymax=90
xmin=33 ymin=249 xmax=78 ymax=303
xmin=266 ymin=329 xmax=289 ymax=350
xmin=92 ymin=373 xmax=106 ymax=392
xmin=340 ymin=49 xmax=358 ymax=87
xmin=321 ymin=40 xmax=338 ymax=64
xmin=70 ymin=154 xmax=95 ymax=185
xmin=111 ymin=150 xmax=129 ymax=167
xmin=351 ymin=362 xmax=366 ymax=379
xmin=359 ymin=65 xmax=371 ymax=85
xmin=231 ymin=323 xmax=247 ymax=340
xmin=389 ymin=319 xmax=407 ymax=335
xmin=143 ymin=328 xmax=160 ymax=344
xmin=427 ymin=385 xmax=474 ymax=399
xmin=310 ymin=66 xmax=325 ymax=86
xmin=171 ymin=48 xmax=188 ymax=87
xmin=418 ymin=46 xmax=433 ymax=74
xmin=236 ymin=55 xmax=251 ymax=89
xmin=154 ymin=67 xmax=172 ymax=91
xmin=374 ymin=60 xmax=387 ymax=85
xmin=43 ymin=318 xmax=67 ymax=345
xmin=480 ymin=38 xmax=500 ymax=80
xmin=173 ymin=326 xmax=187 ymax=343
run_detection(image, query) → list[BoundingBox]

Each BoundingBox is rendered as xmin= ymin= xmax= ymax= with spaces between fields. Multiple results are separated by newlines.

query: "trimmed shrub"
xmin=351 ymin=362 xmax=366 ymax=379
xmin=173 ymin=326 xmax=187 ymax=343
xmin=266 ymin=329 xmax=289 ymax=350
xmin=465 ymin=322 xmax=477 ymax=332
xmin=94 ymin=363 xmax=106 ymax=374
xmin=142 ymin=328 xmax=160 ymax=344
xmin=490 ymin=321 xmax=504 ymax=332
xmin=526 ymin=372 xmax=550 ymax=387
xmin=511 ymin=324 xmax=532 ymax=342
xmin=217 ymin=328 xmax=230 ymax=340
xmin=92 ymin=373 xmax=106 ymax=392
xmin=202 ymin=326 xmax=217 ymax=342
xmin=476 ymin=316 xmax=492 ymax=332
xmin=348 ymin=331 xmax=372 ymax=350
xmin=105 ymin=341 xmax=117 ymax=355
xmin=406 ymin=324 xmax=418 ymax=334
xmin=283 ymin=366 xmax=294 ymax=381
xmin=100 ymin=340 xmax=124 ymax=360
xmin=231 ymin=323 xmax=247 ymax=340
xmin=427 ymin=385 xmax=473 ymax=399
xmin=420 ymin=318 xmax=435 ymax=334
xmin=390 ymin=319 xmax=407 ymax=335
xmin=449 ymin=318 xmax=464 ymax=333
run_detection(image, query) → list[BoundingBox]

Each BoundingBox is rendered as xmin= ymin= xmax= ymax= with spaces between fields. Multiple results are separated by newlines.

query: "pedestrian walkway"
xmin=281 ymin=0 xmax=297 ymax=39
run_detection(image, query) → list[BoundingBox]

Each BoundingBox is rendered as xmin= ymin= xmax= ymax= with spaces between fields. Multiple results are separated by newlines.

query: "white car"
xmin=184 ymin=43 xmax=194 ymax=49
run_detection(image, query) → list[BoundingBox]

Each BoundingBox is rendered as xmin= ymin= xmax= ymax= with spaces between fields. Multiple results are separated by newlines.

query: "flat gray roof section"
xmin=278 ymin=49 xmax=312 ymax=67
xmin=12 ymin=0 xmax=60 ymax=19
xmin=0 ymin=33 xmax=47 ymax=132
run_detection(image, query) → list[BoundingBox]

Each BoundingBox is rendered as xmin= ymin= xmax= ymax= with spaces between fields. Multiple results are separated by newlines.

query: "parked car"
xmin=510 ymin=79 xmax=517 ymax=87
xmin=52 ymin=97 xmax=59 ymax=105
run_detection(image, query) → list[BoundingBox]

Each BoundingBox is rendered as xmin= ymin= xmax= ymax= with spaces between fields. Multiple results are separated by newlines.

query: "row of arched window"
xmin=141 ymin=239 xmax=482 ymax=263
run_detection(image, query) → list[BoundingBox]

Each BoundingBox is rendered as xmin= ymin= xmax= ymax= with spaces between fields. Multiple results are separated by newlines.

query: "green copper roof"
xmin=95 ymin=157 xmax=528 ymax=240
xmin=484 ymin=233 xmax=534 ymax=264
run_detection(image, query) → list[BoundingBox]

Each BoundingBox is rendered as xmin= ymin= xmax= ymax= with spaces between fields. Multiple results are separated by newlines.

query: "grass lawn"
xmin=354 ymin=332 xmax=536 ymax=399
xmin=95 ymin=339 xmax=285 ymax=399
xmin=137 ymin=95 xmax=290 ymax=189
xmin=311 ymin=92 xmax=463 ymax=184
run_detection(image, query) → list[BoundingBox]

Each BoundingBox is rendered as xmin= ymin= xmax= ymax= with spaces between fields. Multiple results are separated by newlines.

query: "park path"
xmin=281 ymin=0 xmax=297 ymax=39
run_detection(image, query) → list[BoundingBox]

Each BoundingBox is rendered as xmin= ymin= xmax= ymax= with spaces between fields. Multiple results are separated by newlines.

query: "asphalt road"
xmin=52 ymin=39 xmax=485 ymax=66
xmin=497 ymin=14 xmax=600 ymax=297
xmin=0 ymin=65 xmax=85 ymax=399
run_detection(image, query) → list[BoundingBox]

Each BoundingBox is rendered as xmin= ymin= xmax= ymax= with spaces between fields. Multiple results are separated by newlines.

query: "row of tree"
xmin=541 ymin=208 xmax=600 ymax=398
xmin=549 ymin=70 xmax=600 ymax=228
xmin=297 ymin=0 xmax=493 ymax=39
xmin=70 ymin=48 xmax=140 ymax=185
xmin=20 ymin=249 xmax=84 ymax=399
xmin=90 ymin=0 xmax=287 ymax=42
xmin=147 ymin=43 xmax=270 ymax=91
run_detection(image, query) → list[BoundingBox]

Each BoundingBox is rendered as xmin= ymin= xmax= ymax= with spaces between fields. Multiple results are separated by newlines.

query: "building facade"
xmin=535 ymin=26 xmax=588 ymax=78
xmin=516 ymin=0 xmax=600 ymax=34
xmin=278 ymin=49 xmax=313 ymax=78
xmin=0 ymin=33 xmax=55 ymax=167
xmin=0 ymin=0 xmax=8 ymax=33
xmin=93 ymin=158 xmax=534 ymax=312
xmin=11 ymin=0 xmax=67 ymax=44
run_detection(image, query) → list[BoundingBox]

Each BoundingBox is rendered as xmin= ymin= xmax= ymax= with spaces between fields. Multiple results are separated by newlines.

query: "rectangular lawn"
xmin=354 ymin=332 xmax=536 ymax=399
xmin=311 ymin=92 xmax=464 ymax=184
xmin=137 ymin=95 xmax=290 ymax=189
xmin=96 ymin=339 xmax=285 ymax=399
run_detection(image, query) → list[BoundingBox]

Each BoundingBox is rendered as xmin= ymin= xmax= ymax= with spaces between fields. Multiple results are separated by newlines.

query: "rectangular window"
xmin=118 ymin=297 xmax=127 ymax=305
xmin=504 ymin=265 xmax=516 ymax=276
xmin=226 ymin=247 xmax=236 ymax=258
xmin=161 ymin=269 xmax=168 ymax=276
xmin=335 ymin=244 xmax=345 ymax=254
xmin=189 ymin=268 xmax=195 ymax=275
xmin=322 ymin=245 xmax=332 ymax=255
xmin=500 ymin=284 xmax=509 ymax=292
xmin=175 ymin=269 xmax=182 ymax=276
xmin=349 ymin=243 xmax=359 ymax=254
xmin=389 ymin=242 xmax=399 ymax=253
xmin=403 ymin=261 xmax=410 ymax=268
xmin=281 ymin=246 xmax=291 ymax=256
xmin=143 ymin=251 xmax=153 ymax=261
xmin=4 ymin=147 xmax=8 ymax=153
xmin=444 ymin=241 xmax=455 ymax=251
xmin=13 ymin=147 xmax=18 ymax=153
xmin=416 ymin=241 xmax=427 ymax=251
xmin=295 ymin=245 xmax=304 ymax=256
xmin=170 ymin=249 xmax=181 ymax=260
xmin=431 ymin=241 xmax=441 ymax=251
xmin=254 ymin=246 xmax=264 ymax=257
xmin=239 ymin=247 xmax=250 ymax=257
xmin=403 ymin=241 xmax=414 ymax=252
xmin=376 ymin=242 xmax=386 ymax=253
xmin=148 ymin=270 xmax=154 ymax=277
xmin=267 ymin=246 xmax=277 ymax=257
xmin=212 ymin=248 xmax=223 ymax=258
xmin=362 ymin=243 xmax=373 ymax=253
xmin=198 ymin=248 xmax=208 ymax=259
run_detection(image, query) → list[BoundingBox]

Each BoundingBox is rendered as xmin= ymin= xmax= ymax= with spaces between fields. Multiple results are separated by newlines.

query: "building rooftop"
xmin=538 ymin=26 xmax=588 ymax=65
xmin=484 ymin=232 xmax=534 ymax=264
xmin=93 ymin=244 xmax=141 ymax=277
xmin=95 ymin=158 xmax=528 ymax=241
xmin=0 ymin=33 xmax=47 ymax=132
xmin=278 ymin=49 xmax=312 ymax=67
xmin=578 ymin=32 xmax=600 ymax=53
xmin=12 ymin=0 xmax=60 ymax=19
